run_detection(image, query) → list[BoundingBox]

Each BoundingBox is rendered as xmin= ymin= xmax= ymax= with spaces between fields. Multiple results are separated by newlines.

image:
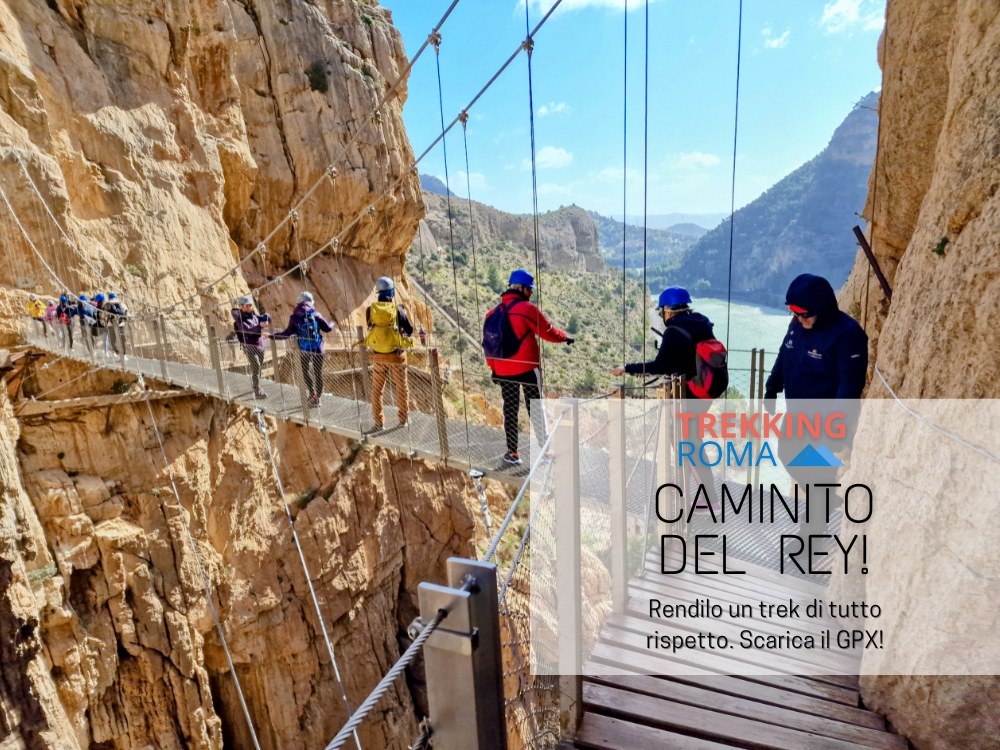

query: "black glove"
xmin=763 ymin=391 xmax=777 ymax=415
xmin=565 ymin=337 xmax=575 ymax=345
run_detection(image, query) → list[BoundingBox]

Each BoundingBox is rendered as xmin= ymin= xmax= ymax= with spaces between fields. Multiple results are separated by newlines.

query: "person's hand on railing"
xmin=611 ymin=366 xmax=625 ymax=376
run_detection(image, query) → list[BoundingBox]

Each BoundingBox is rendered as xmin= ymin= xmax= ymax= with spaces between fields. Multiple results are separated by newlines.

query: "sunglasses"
xmin=791 ymin=310 xmax=815 ymax=319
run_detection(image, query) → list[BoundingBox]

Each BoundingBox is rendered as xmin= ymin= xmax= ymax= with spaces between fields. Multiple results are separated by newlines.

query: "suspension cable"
xmin=640 ymin=0 xmax=649 ymax=395
xmin=724 ymin=0 xmax=744 ymax=351
xmin=253 ymin=410 xmax=362 ymax=749
xmin=137 ymin=375 xmax=262 ymax=750
xmin=621 ymin=0 xmax=629 ymax=367
xmin=459 ymin=115 xmax=484 ymax=326
xmin=523 ymin=0 xmax=545 ymax=375
xmin=432 ymin=32 xmax=474 ymax=464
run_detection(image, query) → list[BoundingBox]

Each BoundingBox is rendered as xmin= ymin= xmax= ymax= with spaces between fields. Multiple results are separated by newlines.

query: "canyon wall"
xmin=836 ymin=1 xmax=1000 ymax=747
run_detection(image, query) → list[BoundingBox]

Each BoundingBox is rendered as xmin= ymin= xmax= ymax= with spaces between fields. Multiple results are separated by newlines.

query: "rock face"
xmin=420 ymin=192 xmax=604 ymax=273
xmin=0 ymin=0 xmax=421 ymax=344
xmin=834 ymin=1 xmax=1000 ymax=747
xmin=0 ymin=371 xmax=487 ymax=749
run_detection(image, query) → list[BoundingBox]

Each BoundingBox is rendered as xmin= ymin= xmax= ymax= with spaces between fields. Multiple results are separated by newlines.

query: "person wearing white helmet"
xmin=102 ymin=292 xmax=128 ymax=356
xmin=364 ymin=276 xmax=414 ymax=430
xmin=272 ymin=290 xmax=334 ymax=407
xmin=231 ymin=294 xmax=271 ymax=398
xmin=25 ymin=293 xmax=48 ymax=338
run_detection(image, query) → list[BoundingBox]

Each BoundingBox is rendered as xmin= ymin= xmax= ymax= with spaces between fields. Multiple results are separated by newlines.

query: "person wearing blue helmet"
xmin=92 ymin=293 xmax=110 ymax=355
xmin=612 ymin=285 xmax=719 ymax=509
xmin=56 ymin=294 xmax=75 ymax=350
xmin=483 ymin=268 xmax=573 ymax=466
xmin=76 ymin=294 xmax=97 ymax=354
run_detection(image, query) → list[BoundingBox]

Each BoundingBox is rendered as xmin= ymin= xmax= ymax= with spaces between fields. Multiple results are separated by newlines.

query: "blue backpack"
xmin=482 ymin=300 xmax=525 ymax=360
xmin=296 ymin=312 xmax=321 ymax=352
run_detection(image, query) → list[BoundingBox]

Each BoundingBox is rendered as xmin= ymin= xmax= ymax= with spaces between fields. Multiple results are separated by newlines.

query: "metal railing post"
xmin=204 ymin=316 xmax=226 ymax=397
xmin=354 ymin=325 xmax=371 ymax=400
xmin=269 ymin=335 xmax=280 ymax=380
xmin=429 ymin=347 xmax=449 ymax=460
xmin=553 ymin=399 xmax=582 ymax=741
xmin=418 ymin=558 xmax=506 ymax=750
xmin=608 ymin=394 xmax=628 ymax=612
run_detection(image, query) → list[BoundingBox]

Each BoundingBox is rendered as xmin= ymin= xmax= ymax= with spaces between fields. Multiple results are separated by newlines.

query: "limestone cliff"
xmin=0 ymin=361 xmax=495 ymax=749
xmin=836 ymin=1 xmax=1000 ymax=747
xmin=0 ymin=0 xmax=422 ymax=343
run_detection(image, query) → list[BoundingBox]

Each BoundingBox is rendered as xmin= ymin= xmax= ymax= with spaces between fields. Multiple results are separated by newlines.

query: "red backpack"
xmin=676 ymin=328 xmax=729 ymax=399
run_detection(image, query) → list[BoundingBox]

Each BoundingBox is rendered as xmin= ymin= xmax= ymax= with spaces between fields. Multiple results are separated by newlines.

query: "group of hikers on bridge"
xmin=25 ymin=269 xmax=867 ymax=483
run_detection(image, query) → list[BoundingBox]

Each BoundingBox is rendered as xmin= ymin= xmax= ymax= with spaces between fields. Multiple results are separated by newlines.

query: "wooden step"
xmin=583 ymin=681 xmax=907 ymax=750
xmin=576 ymin=712 xmax=734 ymax=749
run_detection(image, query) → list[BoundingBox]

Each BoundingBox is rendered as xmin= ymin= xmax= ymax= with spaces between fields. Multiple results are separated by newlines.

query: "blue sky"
xmin=381 ymin=0 xmax=886 ymax=220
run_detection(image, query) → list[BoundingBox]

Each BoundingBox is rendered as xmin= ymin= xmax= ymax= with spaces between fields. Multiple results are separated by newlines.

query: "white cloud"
xmin=761 ymin=25 xmax=791 ymax=49
xmin=537 ymin=101 xmax=570 ymax=117
xmin=674 ymin=151 xmax=721 ymax=169
xmin=820 ymin=0 xmax=884 ymax=34
xmin=537 ymin=183 xmax=572 ymax=196
xmin=523 ymin=146 xmax=573 ymax=170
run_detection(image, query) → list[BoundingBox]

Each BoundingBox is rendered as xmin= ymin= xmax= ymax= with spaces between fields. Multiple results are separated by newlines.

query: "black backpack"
xmin=482 ymin=300 xmax=526 ymax=360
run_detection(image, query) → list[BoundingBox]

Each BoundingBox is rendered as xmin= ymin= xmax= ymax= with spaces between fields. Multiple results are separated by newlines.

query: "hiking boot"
xmin=502 ymin=451 xmax=522 ymax=466
xmin=308 ymin=394 xmax=320 ymax=407
xmin=254 ymin=389 xmax=267 ymax=399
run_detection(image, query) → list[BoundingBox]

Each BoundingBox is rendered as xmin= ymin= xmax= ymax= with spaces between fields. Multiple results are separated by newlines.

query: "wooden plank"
xmin=649 ymin=549 xmax=828 ymax=599
xmin=587 ymin=675 xmax=902 ymax=749
xmin=621 ymin=592 xmax=858 ymax=674
xmin=576 ymin=712 xmax=734 ymax=750
xmin=608 ymin=612 xmax=858 ymax=684
xmin=15 ymin=388 xmax=194 ymax=416
xmin=584 ymin=682 xmax=892 ymax=750
xmin=591 ymin=633 xmax=857 ymax=706
xmin=586 ymin=651 xmax=881 ymax=729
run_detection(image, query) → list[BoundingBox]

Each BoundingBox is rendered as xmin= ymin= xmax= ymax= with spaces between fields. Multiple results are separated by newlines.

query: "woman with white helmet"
xmin=231 ymin=294 xmax=271 ymax=399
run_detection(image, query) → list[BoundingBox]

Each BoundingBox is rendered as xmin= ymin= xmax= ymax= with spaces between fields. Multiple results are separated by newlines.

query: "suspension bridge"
xmin=0 ymin=0 xmax=932 ymax=745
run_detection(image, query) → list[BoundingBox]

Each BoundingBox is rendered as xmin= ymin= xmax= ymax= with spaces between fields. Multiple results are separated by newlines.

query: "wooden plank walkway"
xmin=576 ymin=553 xmax=906 ymax=750
xmin=23 ymin=339 xmax=537 ymax=485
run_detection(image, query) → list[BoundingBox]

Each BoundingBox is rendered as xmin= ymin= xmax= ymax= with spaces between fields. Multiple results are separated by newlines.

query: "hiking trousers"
xmin=31 ymin=317 xmax=48 ymax=338
xmin=299 ymin=349 xmax=324 ymax=397
xmin=372 ymin=351 xmax=409 ymax=425
xmin=242 ymin=344 xmax=265 ymax=392
xmin=494 ymin=368 xmax=547 ymax=454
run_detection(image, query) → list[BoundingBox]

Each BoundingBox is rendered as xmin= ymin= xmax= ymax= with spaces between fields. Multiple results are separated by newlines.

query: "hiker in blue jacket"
xmin=272 ymin=291 xmax=334 ymax=407
xmin=232 ymin=294 xmax=271 ymax=399
xmin=765 ymin=273 xmax=868 ymax=540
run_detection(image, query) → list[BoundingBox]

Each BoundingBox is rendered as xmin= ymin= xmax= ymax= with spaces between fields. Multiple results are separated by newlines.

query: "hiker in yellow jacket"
xmin=365 ymin=277 xmax=414 ymax=430
xmin=25 ymin=294 xmax=48 ymax=338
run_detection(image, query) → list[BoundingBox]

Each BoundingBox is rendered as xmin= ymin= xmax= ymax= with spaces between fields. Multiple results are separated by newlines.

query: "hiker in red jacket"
xmin=484 ymin=269 xmax=573 ymax=466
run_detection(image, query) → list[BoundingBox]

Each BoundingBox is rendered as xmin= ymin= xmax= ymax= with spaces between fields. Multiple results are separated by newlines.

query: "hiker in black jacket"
xmin=612 ymin=286 xmax=718 ymax=511
xmin=765 ymin=273 xmax=869 ymax=540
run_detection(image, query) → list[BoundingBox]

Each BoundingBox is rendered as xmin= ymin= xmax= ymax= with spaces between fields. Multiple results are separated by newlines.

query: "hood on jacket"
xmin=785 ymin=274 xmax=839 ymax=324
xmin=665 ymin=310 xmax=714 ymax=339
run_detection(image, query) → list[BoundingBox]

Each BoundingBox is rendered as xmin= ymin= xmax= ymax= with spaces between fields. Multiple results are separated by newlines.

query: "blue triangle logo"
xmin=788 ymin=444 xmax=842 ymax=467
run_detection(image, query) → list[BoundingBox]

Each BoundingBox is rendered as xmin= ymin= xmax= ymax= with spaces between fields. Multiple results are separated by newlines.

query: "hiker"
xmin=55 ymin=295 xmax=75 ymax=349
xmin=611 ymin=286 xmax=722 ymax=509
xmin=365 ymin=276 xmax=414 ymax=430
xmin=764 ymin=273 xmax=868 ymax=539
xmin=102 ymin=292 xmax=128 ymax=356
xmin=44 ymin=299 xmax=57 ymax=331
xmin=483 ymin=269 xmax=573 ymax=466
xmin=92 ymin=293 xmax=110 ymax=355
xmin=76 ymin=294 xmax=97 ymax=353
xmin=25 ymin=294 xmax=47 ymax=338
xmin=418 ymin=327 xmax=427 ymax=347
xmin=272 ymin=291 xmax=333 ymax=407
xmin=231 ymin=294 xmax=270 ymax=399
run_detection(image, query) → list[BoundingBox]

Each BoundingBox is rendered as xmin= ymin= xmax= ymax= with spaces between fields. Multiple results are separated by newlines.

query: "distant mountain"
xmin=626 ymin=212 xmax=728 ymax=230
xmin=668 ymin=91 xmax=879 ymax=306
xmin=590 ymin=210 xmax=696 ymax=273
xmin=419 ymin=174 xmax=455 ymax=197
xmin=420 ymin=193 xmax=604 ymax=272
xmin=667 ymin=223 xmax=708 ymax=238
